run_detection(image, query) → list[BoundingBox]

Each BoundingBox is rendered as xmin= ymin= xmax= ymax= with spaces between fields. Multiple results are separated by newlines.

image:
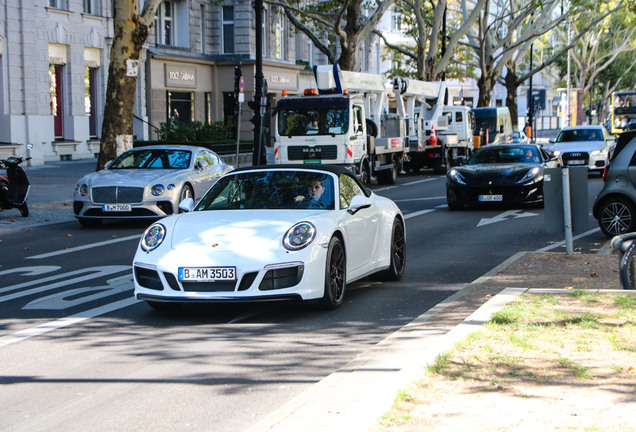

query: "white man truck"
xmin=399 ymin=79 xmax=475 ymax=174
xmin=273 ymin=65 xmax=408 ymax=185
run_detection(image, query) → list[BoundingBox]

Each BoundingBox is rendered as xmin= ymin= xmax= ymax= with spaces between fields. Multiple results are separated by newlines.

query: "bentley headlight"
xmin=283 ymin=222 xmax=316 ymax=251
xmin=75 ymin=184 xmax=89 ymax=197
xmin=448 ymin=169 xmax=466 ymax=185
xmin=517 ymin=167 xmax=542 ymax=184
xmin=141 ymin=223 xmax=166 ymax=252
xmin=151 ymin=184 xmax=165 ymax=196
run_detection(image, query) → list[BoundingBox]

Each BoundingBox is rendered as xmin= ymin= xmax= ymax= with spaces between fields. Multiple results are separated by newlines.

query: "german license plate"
xmin=103 ymin=204 xmax=132 ymax=211
xmin=567 ymin=160 xmax=585 ymax=165
xmin=479 ymin=195 xmax=503 ymax=202
xmin=178 ymin=267 xmax=236 ymax=282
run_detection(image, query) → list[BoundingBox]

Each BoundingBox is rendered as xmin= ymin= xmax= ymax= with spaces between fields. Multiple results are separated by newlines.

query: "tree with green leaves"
xmin=265 ymin=0 xmax=395 ymax=71
xmin=375 ymin=0 xmax=487 ymax=81
xmin=97 ymin=0 xmax=163 ymax=171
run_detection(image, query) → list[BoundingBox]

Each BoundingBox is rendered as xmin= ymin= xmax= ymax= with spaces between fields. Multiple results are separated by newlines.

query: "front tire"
xmin=19 ymin=202 xmax=28 ymax=217
xmin=598 ymin=197 xmax=636 ymax=237
xmin=178 ymin=185 xmax=194 ymax=213
xmin=320 ymin=236 xmax=346 ymax=310
xmin=377 ymin=218 xmax=406 ymax=281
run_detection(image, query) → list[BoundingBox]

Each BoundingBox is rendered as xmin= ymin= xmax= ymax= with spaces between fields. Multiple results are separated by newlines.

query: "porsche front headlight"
xmin=141 ymin=223 xmax=166 ymax=252
xmin=283 ymin=222 xmax=316 ymax=251
xmin=517 ymin=166 xmax=542 ymax=184
xmin=448 ymin=169 xmax=467 ymax=185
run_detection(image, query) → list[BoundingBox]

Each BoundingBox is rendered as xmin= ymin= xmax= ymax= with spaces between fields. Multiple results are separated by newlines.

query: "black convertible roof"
xmin=228 ymin=164 xmax=371 ymax=196
xmin=231 ymin=164 xmax=352 ymax=175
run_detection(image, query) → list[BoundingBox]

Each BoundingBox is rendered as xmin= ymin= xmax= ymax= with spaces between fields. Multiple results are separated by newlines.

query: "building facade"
xmin=0 ymin=1 xmax=383 ymax=165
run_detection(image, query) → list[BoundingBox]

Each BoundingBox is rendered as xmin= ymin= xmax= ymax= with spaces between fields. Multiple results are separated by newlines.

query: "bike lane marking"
xmin=0 ymin=297 xmax=140 ymax=348
xmin=0 ymin=266 xmax=130 ymax=302
xmin=26 ymin=234 xmax=141 ymax=260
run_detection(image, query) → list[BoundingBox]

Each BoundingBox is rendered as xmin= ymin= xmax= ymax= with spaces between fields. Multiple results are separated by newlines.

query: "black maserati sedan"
xmin=446 ymin=144 xmax=559 ymax=210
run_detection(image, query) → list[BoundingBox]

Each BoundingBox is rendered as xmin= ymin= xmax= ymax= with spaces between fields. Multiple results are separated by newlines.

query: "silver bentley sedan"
xmin=73 ymin=145 xmax=233 ymax=227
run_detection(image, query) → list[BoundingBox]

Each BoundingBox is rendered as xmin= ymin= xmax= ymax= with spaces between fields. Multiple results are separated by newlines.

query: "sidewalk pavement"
xmin=0 ymin=158 xmax=97 ymax=233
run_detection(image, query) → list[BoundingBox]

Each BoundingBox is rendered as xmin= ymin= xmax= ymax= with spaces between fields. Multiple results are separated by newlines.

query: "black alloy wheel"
xmin=378 ymin=218 xmax=406 ymax=281
xmin=320 ymin=236 xmax=346 ymax=309
xmin=598 ymin=197 xmax=636 ymax=237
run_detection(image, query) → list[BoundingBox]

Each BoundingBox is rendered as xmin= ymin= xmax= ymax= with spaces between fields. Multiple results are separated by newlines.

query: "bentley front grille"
xmin=92 ymin=186 xmax=144 ymax=204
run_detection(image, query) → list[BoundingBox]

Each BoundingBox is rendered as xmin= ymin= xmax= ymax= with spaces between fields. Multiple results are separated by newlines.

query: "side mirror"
xmin=105 ymin=160 xmax=113 ymax=169
xmin=178 ymin=198 xmax=195 ymax=213
xmin=347 ymin=194 xmax=372 ymax=215
xmin=548 ymin=138 xmax=555 ymax=144
xmin=196 ymin=160 xmax=209 ymax=170
xmin=456 ymin=156 xmax=466 ymax=165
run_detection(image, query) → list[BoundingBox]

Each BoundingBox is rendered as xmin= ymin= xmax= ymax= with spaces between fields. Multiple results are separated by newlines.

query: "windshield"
xmin=196 ymin=171 xmax=336 ymax=210
xmin=469 ymin=146 xmax=541 ymax=164
xmin=277 ymin=98 xmax=349 ymax=137
xmin=110 ymin=149 xmax=192 ymax=169
xmin=472 ymin=110 xmax=497 ymax=132
xmin=556 ymin=128 xmax=604 ymax=142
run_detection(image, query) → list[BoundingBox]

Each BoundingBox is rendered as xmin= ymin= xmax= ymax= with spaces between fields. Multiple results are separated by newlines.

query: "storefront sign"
xmin=264 ymin=68 xmax=298 ymax=91
xmin=166 ymin=65 xmax=197 ymax=88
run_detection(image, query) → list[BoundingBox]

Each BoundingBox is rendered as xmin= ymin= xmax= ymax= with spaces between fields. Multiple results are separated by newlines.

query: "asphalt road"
xmin=0 ymin=170 xmax=610 ymax=431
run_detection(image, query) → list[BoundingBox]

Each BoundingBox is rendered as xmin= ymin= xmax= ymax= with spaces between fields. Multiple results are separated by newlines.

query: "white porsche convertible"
xmin=132 ymin=165 xmax=406 ymax=310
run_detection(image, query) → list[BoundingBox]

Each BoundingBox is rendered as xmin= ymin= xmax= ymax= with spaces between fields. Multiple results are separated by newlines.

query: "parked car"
xmin=593 ymin=130 xmax=636 ymax=237
xmin=132 ymin=165 xmax=406 ymax=310
xmin=446 ymin=144 xmax=558 ymax=210
xmin=511 ymin=130 xmax=530 ymax=144
xmin=73 ymin=145 xmax=233 ymax=227
xmin=547 ymin=125 xmax=614 ymax=174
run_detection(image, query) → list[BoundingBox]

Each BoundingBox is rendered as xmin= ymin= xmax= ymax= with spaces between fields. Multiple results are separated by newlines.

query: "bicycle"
xmin=610 ymin=232 xmax=636 ymax=290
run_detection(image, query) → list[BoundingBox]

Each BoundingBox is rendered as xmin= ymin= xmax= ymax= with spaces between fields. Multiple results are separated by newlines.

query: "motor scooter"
xmin=0 ymin=156 xmax=31 ymax=217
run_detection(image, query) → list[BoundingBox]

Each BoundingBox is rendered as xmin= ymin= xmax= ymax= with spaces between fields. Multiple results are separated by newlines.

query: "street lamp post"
xmin=251 ymin=0 xmax=266 ymax=165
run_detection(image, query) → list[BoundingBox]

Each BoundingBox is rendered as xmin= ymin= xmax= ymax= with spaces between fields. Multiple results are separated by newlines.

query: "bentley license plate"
xmin=479 ymin=195 xmax=503 ymax=202
xmin=103 ymin=204 xmax=131 ymax=211
xmin=178 ymin=267 xmax=237 ymax=282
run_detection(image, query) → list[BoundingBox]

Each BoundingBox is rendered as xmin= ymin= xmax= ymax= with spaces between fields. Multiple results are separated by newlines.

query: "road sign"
xmin=239 ymin=76 xmax=245 ymax=93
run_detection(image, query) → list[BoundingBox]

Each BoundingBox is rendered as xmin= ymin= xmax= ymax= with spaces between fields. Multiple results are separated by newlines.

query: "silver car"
xmin=593 ymin=131 xmax=636 ymax=237
xmin=73 ymin=145 xmax=234 ymax=227
xmin=548 ymin=125 xmax=614 ymax=174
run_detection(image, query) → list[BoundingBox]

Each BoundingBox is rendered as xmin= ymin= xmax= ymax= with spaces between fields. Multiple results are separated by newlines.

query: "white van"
xmin=471 ymin=107 xmax=513 ymax=145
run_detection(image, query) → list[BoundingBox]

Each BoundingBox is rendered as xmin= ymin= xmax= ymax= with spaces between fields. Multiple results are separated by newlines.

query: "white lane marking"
xmin=24 ymin=274 xmax=132 ymax=310
xmin=0 ymin=266 xmax=61 ymax=277
xmin=477 ymin=210 xmax=538 ymax=227
xmin=0 ymin=297 xmax=140 ymax=348
xmin=27 ymin=234 xmax=141 ymax=260
xmin=0 ymin=266 xmax=130 ymax=301
xmin=405 ymin=209 xmax=435 ymax=219
xmin=374 ymin=177 xmax=440 ymax=192
xmin=394 ymin=196 xmax=445 ymax=203
xmin=535 ymin=228 xmax=601 ymax=252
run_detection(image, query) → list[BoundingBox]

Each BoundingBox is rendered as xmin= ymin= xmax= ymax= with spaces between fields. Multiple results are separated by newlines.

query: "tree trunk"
xmin=477 ymin=76 xmax=492 ymax=107
xmin=338 ymin=2 xmax=362 ymax=71
xmin=97 ymin=1 xmax=154 ymax=171
xmin=504 ymin=67 xmax=520 ymax=128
